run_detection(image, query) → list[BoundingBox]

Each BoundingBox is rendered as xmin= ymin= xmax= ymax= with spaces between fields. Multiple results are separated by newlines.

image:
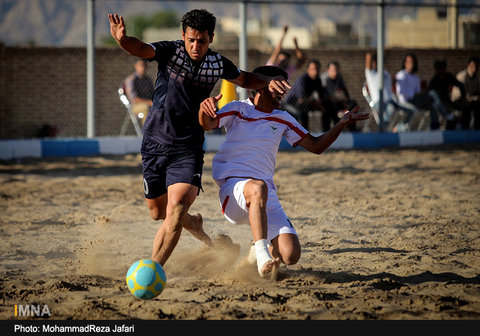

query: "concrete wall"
xmin=1 ymin=45 xmax=478 ymax=139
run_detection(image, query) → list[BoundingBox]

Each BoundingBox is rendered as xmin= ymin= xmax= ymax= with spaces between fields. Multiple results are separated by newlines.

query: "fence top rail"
xmin=104 ymin=0 xmax=480 ymax=9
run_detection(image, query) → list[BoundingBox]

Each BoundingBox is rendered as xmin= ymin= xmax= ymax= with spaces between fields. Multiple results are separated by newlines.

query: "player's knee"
xmin=245 ymin=180 xmax=268 ymax=204
xmin=147 ymin=203 xmax=166 ymax=221
xmin=166 ymin=200 xmax=190 ymax=220
xmin=276 ymin=238 xmax=301 ymax=265
xmin=282 ymin=250 xmax=301 ymax=266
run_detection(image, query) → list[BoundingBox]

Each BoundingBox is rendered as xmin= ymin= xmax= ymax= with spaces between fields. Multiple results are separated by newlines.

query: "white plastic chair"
xmin=118 ymin=82 xmax=143 ymax=137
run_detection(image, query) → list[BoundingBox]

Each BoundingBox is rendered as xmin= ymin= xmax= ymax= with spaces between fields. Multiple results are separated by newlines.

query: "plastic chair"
xmin=118 ymin=82 xmax=143 ymax=137
xmin=361 ymin=82 xmax=380 ymax=132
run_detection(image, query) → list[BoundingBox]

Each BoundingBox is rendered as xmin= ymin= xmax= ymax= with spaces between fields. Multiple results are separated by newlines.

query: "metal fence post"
xmin=377 ymin=0 xmax=385 ymax=132
xmin=87 ymin=0 xmax=95 ymax=138
xmin=239 ymin=0 xmax=248 ymax=100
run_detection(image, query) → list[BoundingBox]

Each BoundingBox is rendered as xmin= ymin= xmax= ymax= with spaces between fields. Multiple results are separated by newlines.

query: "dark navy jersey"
xmin=143 ymin=40 xmax=241 ymax=151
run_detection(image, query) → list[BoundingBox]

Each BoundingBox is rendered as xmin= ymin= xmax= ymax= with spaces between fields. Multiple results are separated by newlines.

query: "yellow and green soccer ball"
xmin=125 ymin=259 xmax=167 ymax=300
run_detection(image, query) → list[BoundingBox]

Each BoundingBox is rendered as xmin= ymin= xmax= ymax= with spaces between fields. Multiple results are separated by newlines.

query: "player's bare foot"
xmin=259 ymin=257 xmax=280 ymax=279
xmin=184 ymin=213 xmax=213 ymax=247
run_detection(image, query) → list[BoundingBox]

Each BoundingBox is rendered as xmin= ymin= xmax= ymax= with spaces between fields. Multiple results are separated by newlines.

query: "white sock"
xmin=254 ymin=239 xmax=273 ymax=275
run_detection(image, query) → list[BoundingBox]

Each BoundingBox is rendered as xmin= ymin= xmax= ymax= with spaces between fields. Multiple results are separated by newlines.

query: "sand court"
xmin=1 ymin=145 xmax=479 ymax=320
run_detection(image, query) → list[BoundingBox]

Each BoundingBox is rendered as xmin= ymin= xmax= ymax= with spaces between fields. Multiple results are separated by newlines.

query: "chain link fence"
xmin=1 ymin=0 xmax=479 ymax=139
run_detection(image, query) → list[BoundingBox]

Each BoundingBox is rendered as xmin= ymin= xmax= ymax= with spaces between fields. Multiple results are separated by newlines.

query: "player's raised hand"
xmin=340 ymin=105 xmax=370 ymax=124
xmin=108 ymin=13 xmax=126 ymax=42
xmin=200 ymin=94 xmax=223 ymax=118
xmin=268 ymin=76 xmax=291 ymax=96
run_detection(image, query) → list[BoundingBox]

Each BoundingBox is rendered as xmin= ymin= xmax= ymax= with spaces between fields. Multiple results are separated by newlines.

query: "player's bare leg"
xmin=150 ymin=183 xmax=211 ymax=265
xmin=243 ymin=179 xmax=280 ymax=278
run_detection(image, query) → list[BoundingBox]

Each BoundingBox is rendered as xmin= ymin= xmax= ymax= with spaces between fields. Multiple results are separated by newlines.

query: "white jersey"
xmin=212 ymin=99 xmax=308 ymax=186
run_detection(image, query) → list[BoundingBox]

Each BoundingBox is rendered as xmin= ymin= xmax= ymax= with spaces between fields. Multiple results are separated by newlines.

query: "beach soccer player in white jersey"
xmin=199 ymin=65 xmax=369 ymax=279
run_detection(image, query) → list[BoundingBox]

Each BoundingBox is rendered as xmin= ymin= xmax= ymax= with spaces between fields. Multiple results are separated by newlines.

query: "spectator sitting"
xmin=365 ymin=52 xmax=416 ymax=132
xmin=266 ymin=25 xmax=306 ymax=80
xmin=321 ymin=61 xmax=358 ymax=132
xmin=395 ymin=53 xmax=444 ymax=130
xmin=427 ymin=59 xmax=466 ymax=130
xmin=282 ymin=59 xmax=326 ymax=132
xmin=451 ymin=56 xmax=480 ymax=130
xmin=124 ymin=59 xmax=154 ymax=125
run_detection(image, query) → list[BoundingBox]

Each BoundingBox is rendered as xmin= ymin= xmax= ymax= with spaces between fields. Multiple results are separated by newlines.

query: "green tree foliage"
xmin=102 ymin=10 xmax=179 ymax=46
xmin=129 ymin=10 xmax=179 ymax=40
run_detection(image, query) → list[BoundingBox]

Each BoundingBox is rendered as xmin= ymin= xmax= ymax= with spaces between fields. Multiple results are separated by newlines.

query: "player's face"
xmin=182 ymin=27 xmax=213 ymax=61
xmin=268 ymin=88 xmax=285 ymax=109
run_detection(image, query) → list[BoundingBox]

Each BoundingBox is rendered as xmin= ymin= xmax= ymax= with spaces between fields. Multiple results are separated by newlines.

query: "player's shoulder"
xmin=206 ymin=46 xmax=229 ymax=58
xmin=150 ymin=40 xmax=178 ymax=49
xmin=272 ymin=108 xmax=297 ymax=122
xmin=218 ymin=100 xmax=247 ymax=114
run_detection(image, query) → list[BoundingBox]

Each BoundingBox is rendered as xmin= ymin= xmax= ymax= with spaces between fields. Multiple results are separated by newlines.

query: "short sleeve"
xmin=221 ymin=55 xmax=241 ymax=80
xmin=282 ymin=113 xmax=309 ymax=147
xmin=216 ymin=101 xmax=240 ymax=129
xmin=148 ymin=41 xmax=177 ymax=64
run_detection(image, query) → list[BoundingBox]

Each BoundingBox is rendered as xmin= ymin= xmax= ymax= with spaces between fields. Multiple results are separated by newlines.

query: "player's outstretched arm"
xmin=108 ymin=13 xmax=155 ymax=59
xmin=298 ymin=106 xmax=369 ymax=155
xmin=199 ymin=94 xmax=222 ymax=131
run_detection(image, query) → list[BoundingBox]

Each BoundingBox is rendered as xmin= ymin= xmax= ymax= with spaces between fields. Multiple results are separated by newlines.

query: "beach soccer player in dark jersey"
xmin=108 ymin=9 xmax=291 ymax=267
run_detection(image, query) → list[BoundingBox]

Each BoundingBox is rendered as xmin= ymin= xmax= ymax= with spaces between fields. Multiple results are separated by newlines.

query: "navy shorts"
xmin=141 ymin=138 xmax=204 ymax=199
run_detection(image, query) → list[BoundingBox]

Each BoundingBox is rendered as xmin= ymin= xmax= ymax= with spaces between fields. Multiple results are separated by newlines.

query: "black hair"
xmin=252 ymin=65 xmax=289 ymax=80
xmin=277 ymin=51 xmax=291 ymax=70
xmin=135 ymin=58 xmax=147 ymax=65
xmin=402 ymin=53 xmax=418 ymax=73
xmin=468 ymin=55 xmax=480 ymax=66
xmin=307 ymin=59 xmax=321 ymax=69
xmin=327 ymin=61 xmax=339 ymax=67
xmin=434 ymin=59 xmax=447 ymax=72
xmin=181 ymin=9 xmax=216 ymax=36
xmin=250 ymin=65 xmax=288 ymax=97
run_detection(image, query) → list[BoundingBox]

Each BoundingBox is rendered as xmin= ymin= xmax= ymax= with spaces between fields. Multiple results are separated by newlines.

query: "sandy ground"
xmin=1 ymin=144 xmax=479 ymax=320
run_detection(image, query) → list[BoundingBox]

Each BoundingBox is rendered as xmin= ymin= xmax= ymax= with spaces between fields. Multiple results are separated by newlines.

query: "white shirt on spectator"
xmin=365 ymin=68 xmax=394 ymax=104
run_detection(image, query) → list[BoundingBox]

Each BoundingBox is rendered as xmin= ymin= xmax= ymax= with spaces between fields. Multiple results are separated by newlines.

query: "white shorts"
xmin=218 ymin=178 xmax=297 ymax=244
